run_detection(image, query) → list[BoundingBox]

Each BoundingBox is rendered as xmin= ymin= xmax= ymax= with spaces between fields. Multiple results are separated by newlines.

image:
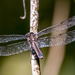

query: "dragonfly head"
xmin=25 ymin=32 xmax=34 ymax=39
xmin=25 ymin=32 xmax=38 ymax=39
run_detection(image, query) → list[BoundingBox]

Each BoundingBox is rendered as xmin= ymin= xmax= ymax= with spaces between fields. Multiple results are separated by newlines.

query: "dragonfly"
xmin=0 ymin=16 xmax=75 ymax=58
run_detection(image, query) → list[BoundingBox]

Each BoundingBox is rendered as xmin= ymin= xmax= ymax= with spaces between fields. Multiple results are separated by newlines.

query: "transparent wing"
xmin=0 ymin=34 xmax=26 ymax=43
xmin=38 ymin=30 xmax=75 ymax=48
xmin=0 ymin=30 xmax=75 ymax=56
xmin=38 ymin=16 xmax=75 ymax=37
xmin=0 ymin=41 xmax=30 ymax=56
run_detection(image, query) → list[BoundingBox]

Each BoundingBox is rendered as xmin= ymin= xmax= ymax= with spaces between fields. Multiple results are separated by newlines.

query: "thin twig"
xmin=30 ymin=0 xmax=41 ymax=75
xmin=20 ymin=0 xmax=26 ymax=19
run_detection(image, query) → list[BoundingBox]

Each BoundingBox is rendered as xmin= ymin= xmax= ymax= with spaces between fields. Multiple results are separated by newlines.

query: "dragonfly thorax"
xmin=25 ymin=32 xmax=38 ymax=43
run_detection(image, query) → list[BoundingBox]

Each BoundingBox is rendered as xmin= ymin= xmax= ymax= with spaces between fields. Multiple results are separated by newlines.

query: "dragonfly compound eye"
xmin=25 ymin=33 xmax=30 ymax=39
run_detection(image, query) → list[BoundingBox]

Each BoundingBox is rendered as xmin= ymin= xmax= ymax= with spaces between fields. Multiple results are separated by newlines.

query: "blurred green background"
xmin=0 ymin=0 xmax=75 ymax=75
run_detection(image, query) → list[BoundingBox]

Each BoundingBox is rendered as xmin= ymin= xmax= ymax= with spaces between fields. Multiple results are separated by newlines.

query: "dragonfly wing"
xmin=38 ymin=30 xmax=75 ymax=48
xmin=0 ymin=41 xmax=30 ymax=56
xmin=0 ymin=34 xmax=25 ymax=43
xmin=38 ymin=16 xmax=75 ymax=37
